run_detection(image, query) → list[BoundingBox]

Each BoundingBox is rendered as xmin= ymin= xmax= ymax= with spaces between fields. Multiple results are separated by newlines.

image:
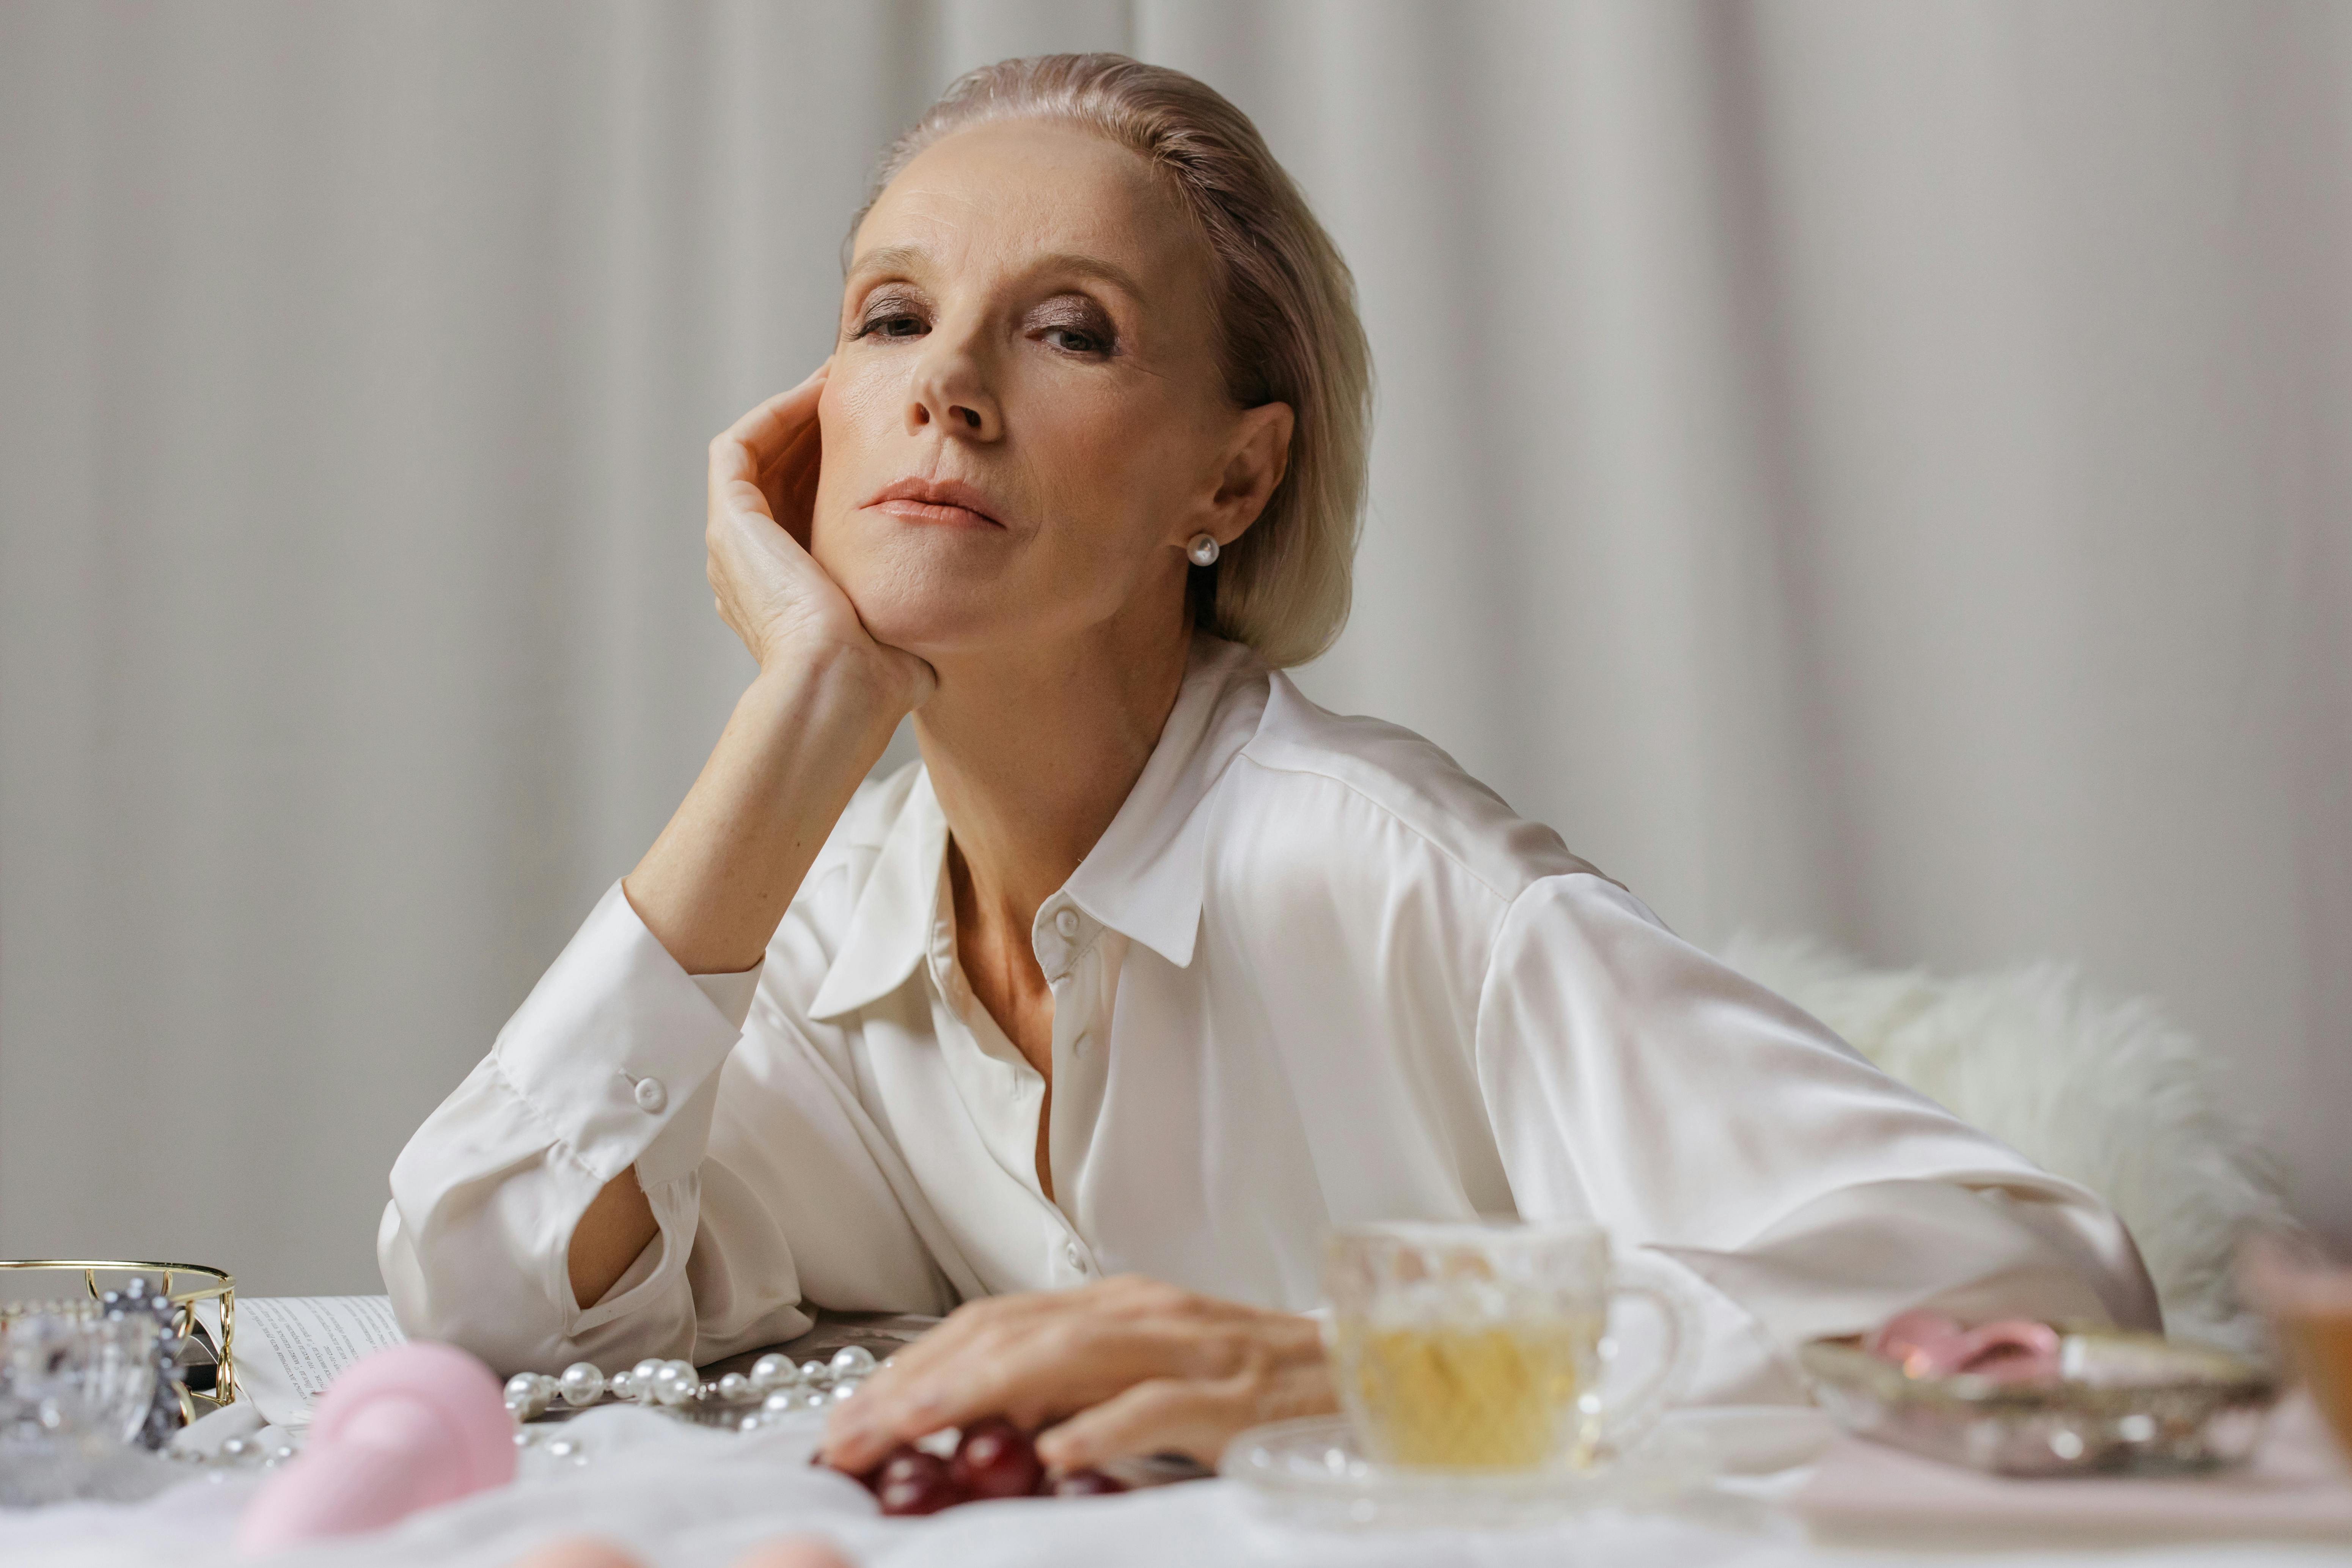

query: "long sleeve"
xmin=378 ymin=878 xmax=955 ymax=1377
xmin=1474 ymin=874 xmax=2161 ymax=1402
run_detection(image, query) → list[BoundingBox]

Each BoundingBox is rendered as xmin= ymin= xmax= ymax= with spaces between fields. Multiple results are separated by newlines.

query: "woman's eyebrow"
xmin=1025 ymin=253 xmax=1147 ymax=300
xmin=845 ymin=245 xmax=1149 ymax=303
xmin=847 ymin=243 xmax=928 ymax=283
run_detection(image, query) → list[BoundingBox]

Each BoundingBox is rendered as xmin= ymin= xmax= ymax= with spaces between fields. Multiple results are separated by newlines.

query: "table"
xmin=5 ymin=1402 xmax=2348 ymax=1568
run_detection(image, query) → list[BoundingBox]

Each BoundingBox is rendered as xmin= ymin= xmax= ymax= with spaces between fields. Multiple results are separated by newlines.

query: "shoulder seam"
xmin=1231 ymin=748 xmax=1532 ymax=908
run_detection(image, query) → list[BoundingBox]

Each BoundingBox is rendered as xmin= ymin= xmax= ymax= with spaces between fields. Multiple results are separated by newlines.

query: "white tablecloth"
xmin=5 ymin=1405 xmax=2348 ymax=1568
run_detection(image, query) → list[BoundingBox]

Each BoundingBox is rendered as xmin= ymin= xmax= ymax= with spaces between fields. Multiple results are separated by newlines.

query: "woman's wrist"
xmin=752 ymin=633 xmax=926 ymax=748
xmin=624 ymin=639 xmax=919 ymax=977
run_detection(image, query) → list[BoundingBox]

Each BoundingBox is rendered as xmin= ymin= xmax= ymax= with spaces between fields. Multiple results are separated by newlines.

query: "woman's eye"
xmin=856 ymin=307 xmax=927 ymax=340
xmin=1039 ymin=313 xmax=1119 ymax=355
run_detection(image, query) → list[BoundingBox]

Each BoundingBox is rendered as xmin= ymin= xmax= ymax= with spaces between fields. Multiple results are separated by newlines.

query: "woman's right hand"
xmin=706 ymin=364 xmax=933 ymax=711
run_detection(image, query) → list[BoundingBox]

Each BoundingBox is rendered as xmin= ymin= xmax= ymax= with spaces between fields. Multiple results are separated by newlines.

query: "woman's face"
xmin=812 ymin=118 xmax=1288 ymax=663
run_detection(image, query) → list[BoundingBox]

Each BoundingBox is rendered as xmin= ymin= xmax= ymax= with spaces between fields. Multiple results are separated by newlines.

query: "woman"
xmin=382 ymin=55 xmax=2157 ymax=1478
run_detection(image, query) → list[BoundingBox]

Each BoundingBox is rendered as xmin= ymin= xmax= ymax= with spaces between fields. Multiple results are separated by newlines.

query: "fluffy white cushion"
xmin=1716 ymin=935 xmax=2296 ymax=1352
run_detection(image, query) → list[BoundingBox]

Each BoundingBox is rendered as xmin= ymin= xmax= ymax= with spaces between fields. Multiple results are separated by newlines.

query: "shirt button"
xmin=1065 ymin=1241 xmax=1086 ymax=1269
xmin=1054 ymin=908 xmax=1081 ymax=938
xmin=633 ymin=1077 xmax=667 ymax=1114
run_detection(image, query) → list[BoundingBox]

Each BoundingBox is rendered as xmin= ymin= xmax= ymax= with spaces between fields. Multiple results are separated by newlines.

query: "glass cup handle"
xmin=1598 ymin=1267 xmax=1700 ymax=1455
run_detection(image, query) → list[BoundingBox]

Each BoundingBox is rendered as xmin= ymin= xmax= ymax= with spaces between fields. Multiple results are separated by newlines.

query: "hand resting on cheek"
xmin=704 ymin=360 xmax=935 ymax=704
xmin=819 ymin=1275 xmax=1335 ymax=1477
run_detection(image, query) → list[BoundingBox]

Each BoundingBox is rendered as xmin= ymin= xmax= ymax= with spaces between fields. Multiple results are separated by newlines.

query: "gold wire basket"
xmin=0 ymin=1259 xmax=237 ymax=1422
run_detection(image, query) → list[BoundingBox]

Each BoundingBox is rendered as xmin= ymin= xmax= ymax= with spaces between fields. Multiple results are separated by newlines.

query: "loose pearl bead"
xmin=829 ymin=1345 xmax=876 ymax=1378
xmin=632 ymin=1357 xmax=665 ymax=1387
xmin=751 ymin=1353 xmax=798 ymax=1391
xmin=717 ymin=1372 xmax=752 ymax=1402
xmin=560 ymin=1362 xmax=606 ymax=1407
xmin=761 ymin=1390 xmax=799 ymax=1417
xmin=798 ymin=1360 xmax=830 ymax=1384
xmin=609 ymin=1368 xmax=639 ymax=1401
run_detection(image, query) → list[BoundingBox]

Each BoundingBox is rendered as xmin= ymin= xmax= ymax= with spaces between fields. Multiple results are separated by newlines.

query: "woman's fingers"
xmin=1033 ymin=1375 xmax=1231 ymax=1471
xmin=1038 ymin=1316 xmax=1331 ymax=1469
xmin=721 ymin=363 xmax=830 ymax=481
xmin=821 ymin=1299 xmax=1070 ymax=1470
xmin=824 ymin=1296 xmax=1224 ymax=1471
xmin=710 ymin=365 xmax=830 ymax=531
xmin=819 ymin=1279 xmax=1337 ymax=1479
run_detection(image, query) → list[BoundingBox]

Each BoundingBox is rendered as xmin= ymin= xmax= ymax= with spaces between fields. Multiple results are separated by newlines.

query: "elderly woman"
xmin=382 ymin=55 xmax=2157 ymax=1478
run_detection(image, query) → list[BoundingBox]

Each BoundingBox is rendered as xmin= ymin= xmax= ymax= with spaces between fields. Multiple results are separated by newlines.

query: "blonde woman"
xmin=382 ymin=55 xmax=2157 ymax=1478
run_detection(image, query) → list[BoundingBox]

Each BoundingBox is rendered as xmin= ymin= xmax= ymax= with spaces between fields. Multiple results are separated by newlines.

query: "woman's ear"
xmin=1205 ymin=402 xmax=1294 ymax=545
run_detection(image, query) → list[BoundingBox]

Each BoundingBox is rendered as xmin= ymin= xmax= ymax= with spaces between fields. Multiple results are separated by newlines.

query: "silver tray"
xmin=1799 ymin=1330 xmax=2279 ymax=1476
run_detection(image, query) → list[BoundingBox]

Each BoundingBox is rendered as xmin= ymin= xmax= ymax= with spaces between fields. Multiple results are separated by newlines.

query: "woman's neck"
xmin=914 ymin=605 xmax=1194 ymax=940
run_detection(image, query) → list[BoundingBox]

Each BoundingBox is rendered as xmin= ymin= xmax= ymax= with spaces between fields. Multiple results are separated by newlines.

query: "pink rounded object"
xmin=1948 ymin=1319 xmax=2063 ymax=1383
xmin=237 ymin=1341 xmax=517 ymax=1553
xmin=1866 ymin=1310 xmax=2063 ymax=1382
xmin=729 ymin=1539 xmax=855 ymax=1568
xmin=1866 ymin=1309 xmax=1970 ymax=1377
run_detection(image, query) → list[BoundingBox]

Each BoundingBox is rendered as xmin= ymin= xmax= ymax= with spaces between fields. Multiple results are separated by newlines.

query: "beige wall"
xmin=3 ymin=0 xmax=2346 ymax=1294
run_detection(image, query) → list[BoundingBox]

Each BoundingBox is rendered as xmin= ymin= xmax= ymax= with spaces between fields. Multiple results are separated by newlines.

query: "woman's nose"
xmin=906 ymin=332 xmax=1002 ymax=442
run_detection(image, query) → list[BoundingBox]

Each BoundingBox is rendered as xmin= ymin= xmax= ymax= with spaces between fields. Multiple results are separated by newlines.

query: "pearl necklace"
xmin=503 ymin=1345 xmax=878 ymax=1435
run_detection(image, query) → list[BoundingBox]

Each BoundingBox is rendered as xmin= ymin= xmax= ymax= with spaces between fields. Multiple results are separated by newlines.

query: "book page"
xmin=234 ymin=1295 xmax=408 ymax=1427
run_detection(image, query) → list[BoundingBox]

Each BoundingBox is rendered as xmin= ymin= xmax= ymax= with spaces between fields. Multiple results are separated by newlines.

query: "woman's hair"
xmin=850 ymin=54 xmax=1372 ymax=669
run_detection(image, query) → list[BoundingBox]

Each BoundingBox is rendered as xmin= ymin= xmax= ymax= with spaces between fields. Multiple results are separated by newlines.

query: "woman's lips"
xmin=864 ymin=479 xmax=1006 ymax=529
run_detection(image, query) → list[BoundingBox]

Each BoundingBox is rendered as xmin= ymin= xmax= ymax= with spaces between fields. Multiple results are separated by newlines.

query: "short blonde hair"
xmin=850 ymin=54 xmax=1372 ymax=668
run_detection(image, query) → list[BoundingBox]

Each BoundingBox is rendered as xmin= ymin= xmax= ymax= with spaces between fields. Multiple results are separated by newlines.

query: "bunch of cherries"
xmin=832 ymin=1417 xmax=1127 ymax=1516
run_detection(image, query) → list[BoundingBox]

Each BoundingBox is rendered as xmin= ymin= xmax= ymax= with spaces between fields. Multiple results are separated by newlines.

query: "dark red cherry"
xmin=1051 ymin=1467 xmax=1128 ymax=1497
xmin=950 ymin=1416 xmax=1044 ymax=1500
xmin=874 ymin=1447 xmax=964 ymax=1516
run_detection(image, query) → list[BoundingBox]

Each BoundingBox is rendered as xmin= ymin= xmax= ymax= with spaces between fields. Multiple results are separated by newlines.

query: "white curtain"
xmin=3 ymin=0 xmax=2346 ymax=1295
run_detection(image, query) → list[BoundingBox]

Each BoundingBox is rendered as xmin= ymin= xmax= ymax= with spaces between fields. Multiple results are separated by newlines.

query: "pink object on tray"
xmin=1867 ymin=1308 xmax=2062 ymax=1383
xmin=237 ymin=1341 xmax=517 ymax=1553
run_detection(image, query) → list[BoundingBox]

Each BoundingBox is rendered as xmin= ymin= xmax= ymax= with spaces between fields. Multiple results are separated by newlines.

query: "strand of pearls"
xmin=503 ymin=1344 xmax=880 ymax=1435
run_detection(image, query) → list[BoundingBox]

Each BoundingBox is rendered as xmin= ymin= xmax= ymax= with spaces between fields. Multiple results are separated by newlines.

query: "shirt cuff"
xmin=690 ymin=963 xmax=764 ymax=1032
xmin=492 ymin=880 xmax=747 ymax=1185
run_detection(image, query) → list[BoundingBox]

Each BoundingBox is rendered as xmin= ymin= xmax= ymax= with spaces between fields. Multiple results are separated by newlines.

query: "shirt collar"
xmin=805 ymin=634 xmax=1268 ymax=1021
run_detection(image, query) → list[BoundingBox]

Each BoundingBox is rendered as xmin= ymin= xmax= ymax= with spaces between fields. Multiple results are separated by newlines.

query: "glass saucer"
xmin=1220 ymin=1414 xmax=1713 ymax=1529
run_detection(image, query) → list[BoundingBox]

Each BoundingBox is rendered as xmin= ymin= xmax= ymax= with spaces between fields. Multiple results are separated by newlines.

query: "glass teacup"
xmin=1323 ymin=1221 xmax=1695 ymax=1473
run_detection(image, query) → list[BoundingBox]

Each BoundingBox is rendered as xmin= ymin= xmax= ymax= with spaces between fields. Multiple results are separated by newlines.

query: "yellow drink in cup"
xmin=1332 ymin=1318 xmax=1601 ymax=1469
xmin=1323 ymin=1222 xmax=1692 ymax=1474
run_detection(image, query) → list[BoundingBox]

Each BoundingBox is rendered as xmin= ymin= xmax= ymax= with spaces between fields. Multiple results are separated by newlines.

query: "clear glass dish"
xmin=1799 ymin=1330 xmax=2279 ymax=1477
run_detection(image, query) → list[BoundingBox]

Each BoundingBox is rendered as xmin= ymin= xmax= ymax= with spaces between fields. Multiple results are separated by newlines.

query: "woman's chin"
xmin=841 ymin=585 xmax=1012 ymax=665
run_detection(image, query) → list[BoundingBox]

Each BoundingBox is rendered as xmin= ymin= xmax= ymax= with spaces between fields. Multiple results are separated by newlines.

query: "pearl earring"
xmin=1186 ymin=533 xmax=1221 ymax=567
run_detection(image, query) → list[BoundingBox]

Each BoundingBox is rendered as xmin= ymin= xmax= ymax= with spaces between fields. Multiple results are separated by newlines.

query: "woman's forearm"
xmin=571 ymin=651 xmax=904 ymax=1310
xmin=624 ymin=649 xmax=907 ymax=976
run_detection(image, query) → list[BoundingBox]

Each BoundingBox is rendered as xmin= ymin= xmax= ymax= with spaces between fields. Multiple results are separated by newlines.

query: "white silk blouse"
xmin=380 ymin=635 xmax=2159 ymax=1400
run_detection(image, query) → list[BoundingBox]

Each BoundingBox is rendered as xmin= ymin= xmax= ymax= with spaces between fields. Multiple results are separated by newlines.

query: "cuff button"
xmin=633 ymin=1076 xmax=668 ymax=1114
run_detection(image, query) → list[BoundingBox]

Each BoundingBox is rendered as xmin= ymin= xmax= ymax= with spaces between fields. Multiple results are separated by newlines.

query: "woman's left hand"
xmin=818 ymin=1276 xmax=1336 ymax=1476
